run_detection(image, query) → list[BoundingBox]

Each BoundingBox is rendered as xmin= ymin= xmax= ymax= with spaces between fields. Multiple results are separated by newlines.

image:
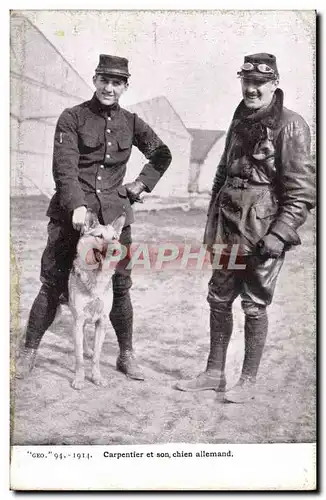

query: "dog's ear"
xmin=111 ymin=213 xmax=126 ymax=239
xmin=84 ymin=209 xmax=99 ymax=234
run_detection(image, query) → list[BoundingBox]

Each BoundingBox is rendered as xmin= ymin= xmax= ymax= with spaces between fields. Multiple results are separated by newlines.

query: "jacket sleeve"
xmin=207 ymin=129 xmax=231 ymax=214
xmin=52 ymin=109 xmax=86 ymax=212
xmin=270 ymin=119 xmax=316 ymax=245
xmin=132 ymin=114 xmax=172 ymax=192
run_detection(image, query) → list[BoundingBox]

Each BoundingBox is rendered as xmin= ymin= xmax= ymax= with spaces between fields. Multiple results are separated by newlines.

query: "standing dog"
xmin=69 ymin=210 xmax=125 ymax=390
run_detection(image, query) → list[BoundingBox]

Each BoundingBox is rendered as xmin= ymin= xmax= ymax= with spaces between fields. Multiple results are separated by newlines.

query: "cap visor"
xmin=95 ymin=69 xmax=130 ymax=78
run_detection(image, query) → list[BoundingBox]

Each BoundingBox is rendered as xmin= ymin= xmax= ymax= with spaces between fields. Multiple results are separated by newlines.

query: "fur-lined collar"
xmin=229 ymin=88 xmax=284 ymax=155
xmin=232 ymin=88 xmax=284 ymax=130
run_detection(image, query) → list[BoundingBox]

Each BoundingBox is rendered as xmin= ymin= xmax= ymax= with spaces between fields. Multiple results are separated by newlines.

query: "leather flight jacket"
xmin=204 ymin=89 xmax=315 ymax=254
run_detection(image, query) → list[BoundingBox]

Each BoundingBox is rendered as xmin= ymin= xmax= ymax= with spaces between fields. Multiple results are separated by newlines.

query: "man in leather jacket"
xmin=16 ymin=54 xmax=172 ymax=380
xmin=176 ymin=53 xmax=315 ymax=402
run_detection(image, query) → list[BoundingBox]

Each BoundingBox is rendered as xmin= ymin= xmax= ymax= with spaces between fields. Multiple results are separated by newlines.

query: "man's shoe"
xmin=175 ymin=370 xmax=226 ymax=392
xmin=224 ymin=377 xmax=256 ymax=403
xmin=116 ymin=351 xmax=145 ymax=381
xmin=15 ymin=347 xmax=37 ymax=379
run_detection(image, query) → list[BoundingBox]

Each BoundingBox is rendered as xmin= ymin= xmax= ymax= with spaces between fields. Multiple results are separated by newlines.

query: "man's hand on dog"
xmin=72 ymin=206 xmax=87 ymax=232
xmin=257 ymin=233 xmax=285 ymax=259
xmin=124 ymin=180 xmax=146 ymax=204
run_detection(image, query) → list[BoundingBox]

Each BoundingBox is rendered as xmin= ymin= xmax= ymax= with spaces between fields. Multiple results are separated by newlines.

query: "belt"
xmin=225 ymin=177 xmax=272 ymax=190
xmin=226 ymin=177 xmax=249 ymax=189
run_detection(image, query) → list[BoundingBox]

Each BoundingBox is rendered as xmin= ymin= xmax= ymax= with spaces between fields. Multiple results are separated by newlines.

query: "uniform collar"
xmin=89 ymin=93 xmax=121 ymax=117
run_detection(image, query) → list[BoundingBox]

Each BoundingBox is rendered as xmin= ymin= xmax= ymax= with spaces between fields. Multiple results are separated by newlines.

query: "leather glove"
xmin=124 ymin=180 xmax=146 ymax=204
xmin=257 ymin=233 xmax=285 ymax=259
xmin=72 ymin=206 xmax=87 ymax=232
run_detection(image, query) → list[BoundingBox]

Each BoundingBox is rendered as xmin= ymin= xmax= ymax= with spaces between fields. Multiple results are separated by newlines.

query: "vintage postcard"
xmin=9 ymin=9 xmax=316 ymax=491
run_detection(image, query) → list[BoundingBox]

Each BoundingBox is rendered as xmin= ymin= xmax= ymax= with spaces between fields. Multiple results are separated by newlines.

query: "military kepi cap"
xmin=95 ymin=54 xmax=130 ymax=78
xmin=238 ymin=53 xmax=279 ymax=81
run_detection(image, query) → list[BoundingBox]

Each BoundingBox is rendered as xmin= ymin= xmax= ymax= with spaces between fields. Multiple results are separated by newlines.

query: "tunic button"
xmin=97 ymin=176 xmax=102 ymax=180
xmin=108 ymin=142 xmax=112 ymax=146
xmin=107 ymin=129 xmax=111 ymax=133
xmin=108 ymin=117 xmax=111 ymax=121
xmin=100 ymin=165 xmax=104 ymax=169
xmin=106 ymin=154 xmax=110 ymax=159
xmin=96 ymin=189 xmax=101 ymax=193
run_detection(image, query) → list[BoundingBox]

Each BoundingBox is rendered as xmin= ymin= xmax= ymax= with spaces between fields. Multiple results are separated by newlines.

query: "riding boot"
xmin=15 ymin=283 xmax=61 ymax=379
xmin=110 ymin=291 xmax=144 ymax=381
xmin=175 ymin=308 xmax=233 ymax=392
xmin=225 ymin=307 xmax=268 ymax=403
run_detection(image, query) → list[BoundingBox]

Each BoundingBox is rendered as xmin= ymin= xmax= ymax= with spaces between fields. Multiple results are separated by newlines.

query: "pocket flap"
xmin=80 ymin=133 xmax=100 ymax=148
xmin=118 ymin=136 xmax=132 ymax=150
xmin=255 ymin=204 xmax=278 ymax=219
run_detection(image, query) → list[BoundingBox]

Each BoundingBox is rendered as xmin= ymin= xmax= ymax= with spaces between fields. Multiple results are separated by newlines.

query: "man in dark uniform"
xmin=176 ymin=53 xmax=315 ymax=402
xmin=16 ymin=54 xmax=172 ymax=380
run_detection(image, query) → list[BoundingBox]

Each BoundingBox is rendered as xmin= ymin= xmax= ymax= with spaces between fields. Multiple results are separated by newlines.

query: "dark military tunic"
xmin=47 ymin=93 xmax=172 ymax=226
xmin=41 ymin=93 xmax=172 ymax=289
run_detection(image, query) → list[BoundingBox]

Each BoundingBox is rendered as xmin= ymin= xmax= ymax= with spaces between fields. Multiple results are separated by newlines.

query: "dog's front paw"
xmin=71 ymin=375 xmax=85 ymax=390
xmin=83 ymin=347 xmax=94 ymax=359
xmin=91 ymin=373 xmax=108 ymax=387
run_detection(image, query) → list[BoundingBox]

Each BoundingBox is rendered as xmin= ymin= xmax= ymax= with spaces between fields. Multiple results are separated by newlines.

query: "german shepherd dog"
xmin=69 ymin=209 xmax=125 ymax=390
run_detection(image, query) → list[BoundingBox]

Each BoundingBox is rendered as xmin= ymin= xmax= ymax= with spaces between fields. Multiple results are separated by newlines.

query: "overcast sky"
xmin=21 ymin=10 xmax=315 ymax=131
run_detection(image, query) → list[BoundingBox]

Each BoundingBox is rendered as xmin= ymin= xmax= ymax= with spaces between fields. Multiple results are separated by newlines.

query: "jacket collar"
xmin=232 ymin=88 xmax=284 ymax=130
xmin=89 ymin=93 xmax=120 ymax=117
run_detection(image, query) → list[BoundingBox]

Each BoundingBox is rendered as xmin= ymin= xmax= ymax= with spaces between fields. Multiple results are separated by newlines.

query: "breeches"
xmin=207 ymin=254 xmax=285 ymax=316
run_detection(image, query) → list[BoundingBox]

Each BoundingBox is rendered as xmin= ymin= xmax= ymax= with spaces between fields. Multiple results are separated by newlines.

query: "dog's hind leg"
xmin=71 ymin=317 xmax=86 ymax=390
xmin=91 ymin=318 xmax=108 ymax=387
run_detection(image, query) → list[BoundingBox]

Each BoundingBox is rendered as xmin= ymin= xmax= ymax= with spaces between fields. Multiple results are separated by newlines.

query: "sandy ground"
xmin=10 ymin=196 xmax=316 ymax=445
